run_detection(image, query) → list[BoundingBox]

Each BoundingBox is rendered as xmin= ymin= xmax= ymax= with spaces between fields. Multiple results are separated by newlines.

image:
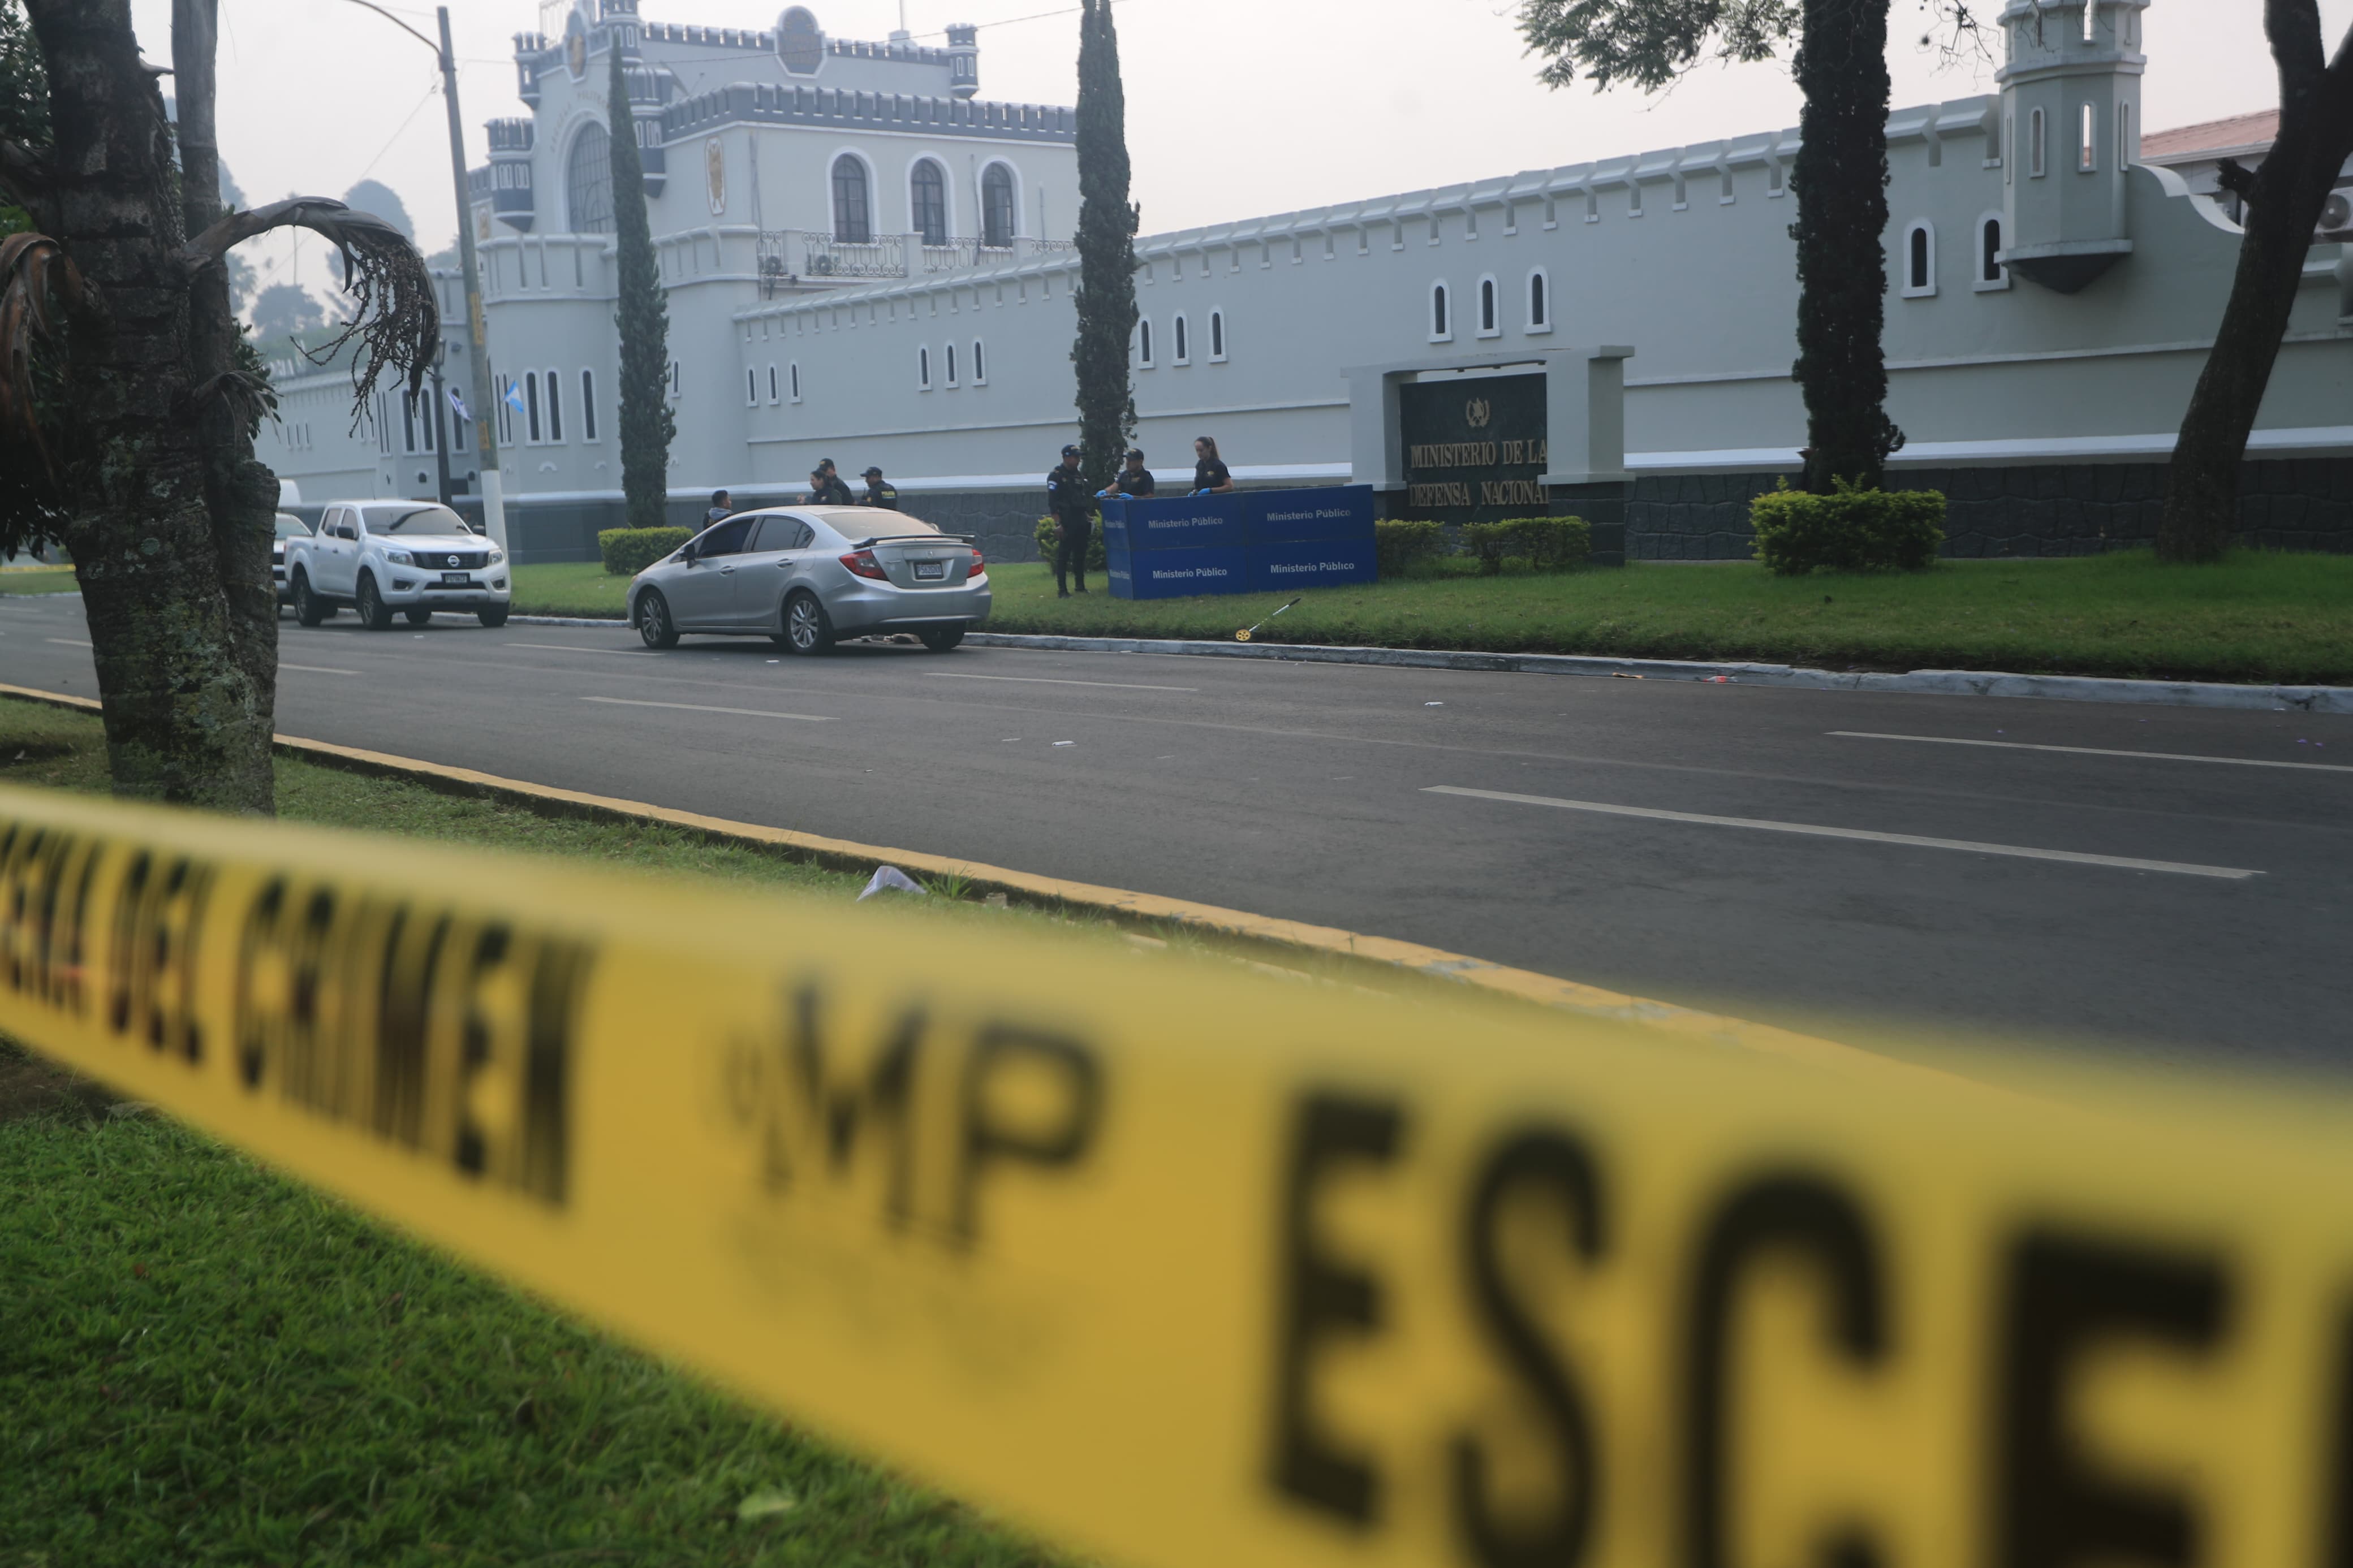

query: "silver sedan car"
xmin=627 ymin=507 xmax=990 ymax=654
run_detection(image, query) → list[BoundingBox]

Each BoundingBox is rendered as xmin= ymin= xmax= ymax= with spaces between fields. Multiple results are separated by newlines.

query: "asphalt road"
xmin=7 ymin=590 xmax=2348 ymax=1068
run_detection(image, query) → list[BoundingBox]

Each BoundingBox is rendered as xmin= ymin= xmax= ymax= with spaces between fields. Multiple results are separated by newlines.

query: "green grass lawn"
xmin=0 ymin=562 xmax=77 ymax=595
xmin=0 ymin=696 xmax=1084 ymax=1567
xmin=511 ymin=551 xmax=2353 ymax=685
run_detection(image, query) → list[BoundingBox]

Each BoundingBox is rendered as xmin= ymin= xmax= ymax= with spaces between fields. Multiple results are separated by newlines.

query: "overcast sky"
xmin=133 ymin=0 xmax=2345 ymax=306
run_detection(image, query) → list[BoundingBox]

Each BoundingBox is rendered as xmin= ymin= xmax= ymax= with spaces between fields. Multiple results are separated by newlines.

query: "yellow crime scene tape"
xmin=5 ymin=779 xmax=2353 ymax=1567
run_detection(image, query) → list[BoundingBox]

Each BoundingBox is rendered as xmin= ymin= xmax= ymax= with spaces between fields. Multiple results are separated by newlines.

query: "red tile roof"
xmin=2140 ymin=109 xmax=2278 ymax=161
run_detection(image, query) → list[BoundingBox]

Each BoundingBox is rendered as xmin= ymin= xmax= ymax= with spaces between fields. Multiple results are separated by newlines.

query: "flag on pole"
xmin=503 ymin=381 xmax=526 ymax=414
xmin=448 ymin=388 xmax=471 ymax=422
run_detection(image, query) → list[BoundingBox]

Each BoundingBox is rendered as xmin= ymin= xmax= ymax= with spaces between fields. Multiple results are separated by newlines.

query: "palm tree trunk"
xmin=26 ymin=0 xmax=275 ymax=811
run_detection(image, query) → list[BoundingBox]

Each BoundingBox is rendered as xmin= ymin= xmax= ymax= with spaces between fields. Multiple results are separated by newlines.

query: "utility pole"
xmin=344 ymin=1 xmax=507 ymax=546
xmin=436 ymin=6 xmax=507 ymax=551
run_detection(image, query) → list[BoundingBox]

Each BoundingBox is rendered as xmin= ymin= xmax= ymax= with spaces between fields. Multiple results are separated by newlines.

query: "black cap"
xmin=863 ymin=465 xmax=884 ymax=478
xmin=1061 ymin=444 xmax=1081 ymax=458
xmin=1126 ymin=448 xmax=1145 ymax=461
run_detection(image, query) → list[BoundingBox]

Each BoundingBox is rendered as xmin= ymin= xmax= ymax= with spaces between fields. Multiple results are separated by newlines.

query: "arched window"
xmin=747 ymin=366 xmax=760 ymax=407
xmin=1209 ymin=310 xmax=1226 ymax=360
xmin=911 ymin=159 xmax=948 ymax=247
xmin=566 ymin=123 xmax=613 ymax=234
xmin=981 ymin=163 xmax=1016 ymax=248
xmin=524 ymin=372 xmax=543 ymax=443
xmin=768 ymin=365 xmax=779 ymax=403
xmin=918 ymin=345 xmax=932 ymax=389
xmin=832 ymin=155 xmax=872 ymax=243
xmin=2030 ymin=107 xmax=2047 ymax=178
xmin=1903 ymin=221 xmax=1936 ymax=297
xmin=790 ymin=363 xmax=801 ymax=401
xmin=1476 ymin=275 xmax=1499 ymax=336
xmin=971 ymin=339 xmax=985 ymax=383
xmin=1173 ymin=313 xmax=1189 ymax=364
xmin=545 ymin=369 xmax=563 ymax=440
xmin=2079 ymin=102 xmax=2096 ymax=172
xmin=581 ymin=369 xmax=598 ymax=440
xmin=1138 ymin=318 xmax=1153 ymax=367
xmin=1429 ymin=281 xmax=1451 ymax=342
xmin=1527 ymin=269 xmax=1550 ymax=332
xmin=945 ymin=342 xmax=958 ymax=386
xmin=1979 ymin=214 xmax=2006 ymax=286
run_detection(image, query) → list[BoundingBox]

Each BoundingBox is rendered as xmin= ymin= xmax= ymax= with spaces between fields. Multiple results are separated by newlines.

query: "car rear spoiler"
xmin=853 ymin=532 xmax=976 ymax=548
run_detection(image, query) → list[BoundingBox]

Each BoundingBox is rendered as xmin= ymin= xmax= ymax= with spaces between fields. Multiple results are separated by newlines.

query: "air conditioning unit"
xmin=2318 ymin=189 xmax=2353 ymax=238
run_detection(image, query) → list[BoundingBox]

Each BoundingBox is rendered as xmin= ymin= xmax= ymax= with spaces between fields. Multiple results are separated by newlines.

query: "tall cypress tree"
xmin=1069 ymin=0 xmax=1136 ymax=494
xmin=1519 ymin=0 xmax=1907 ymax=493
xmin=608 ymin=44 xmax=674 ymax=528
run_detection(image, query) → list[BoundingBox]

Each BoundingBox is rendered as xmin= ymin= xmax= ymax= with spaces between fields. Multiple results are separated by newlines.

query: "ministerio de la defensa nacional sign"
xmin=1341 ymin=346 xmax=1635 ymax=559
xmin=1398 ymin=373 xmax=1550 ymax=522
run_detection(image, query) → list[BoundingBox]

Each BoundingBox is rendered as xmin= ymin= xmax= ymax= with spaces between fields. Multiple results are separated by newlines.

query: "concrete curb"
xmin=960 ymin=631 xmax=2353 ymax=715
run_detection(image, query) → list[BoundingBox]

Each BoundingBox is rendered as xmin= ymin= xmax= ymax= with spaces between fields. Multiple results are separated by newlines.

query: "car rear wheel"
xmin=783 ymin=591 xmax=835 ymax=655
xmin=404 ymin=607 xmax=433 ymax=627
xmin=917 ymin=625 xmax=965 ymax=653
xmin=291 ymin=571 xmax=330 ymax=627
xmin=636 ymin=590 xmax=679 ymax=649
xmin=355 ymin=573 xmax=394 ymax=631
xmin=477 ymin=604 xmax=511 ymax=628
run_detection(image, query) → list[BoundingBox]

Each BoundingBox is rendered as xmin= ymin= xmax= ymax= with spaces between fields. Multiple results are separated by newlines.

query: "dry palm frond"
xmin=178 ymin=197 xmax=439 ymax=427
xmin=0 ymin=231 xmax=97 ymax=490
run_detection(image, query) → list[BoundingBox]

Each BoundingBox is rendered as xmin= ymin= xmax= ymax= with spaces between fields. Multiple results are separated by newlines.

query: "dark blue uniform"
xmin=1046 ymin=463 xmax=1094 ymax=594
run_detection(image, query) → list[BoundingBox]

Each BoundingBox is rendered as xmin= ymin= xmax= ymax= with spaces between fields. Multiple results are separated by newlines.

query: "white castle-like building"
xmin=261 ymin=0 xmax=2353 ymax=561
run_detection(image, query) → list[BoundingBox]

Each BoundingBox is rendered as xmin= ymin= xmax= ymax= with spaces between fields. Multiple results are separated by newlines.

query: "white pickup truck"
xmin=285 ymin=500 xmax=512 ymax=629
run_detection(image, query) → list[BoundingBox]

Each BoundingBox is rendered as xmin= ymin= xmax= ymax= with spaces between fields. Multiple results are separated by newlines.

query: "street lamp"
xmin=341 ymin=0 xmax=508 ymax=552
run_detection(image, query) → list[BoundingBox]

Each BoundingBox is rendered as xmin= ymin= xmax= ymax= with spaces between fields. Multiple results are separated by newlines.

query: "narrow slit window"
xmin=1479 ymin=277 xmax=1497 ymax=334
xmin=1529 ymin=270 xmax=1549 ymax=329
xmin=1909 ymin=226 xmax=1930 ymax=291
xmin=768 ymin=365 xmax=778 ymax=402
xmin=525 ymin=373 xmax=542 ymax=443
xmin=402 ymin=389 xmax=420 ymax=453
xmin=1431 ymin=282 xmax=1450 ymax=339
xmin=1173 ymin=314 xmax=1188 ymax=362
xmin=1981 ymin=217 xmax=2004 ymax=283
xmin=919 ymin=346 xmax=931 ymax=388
xmin=545 ymin=371 xmax=562 ymax=442
xmin=748 ymin=366 xmax=760 ymax=406
xmin=946 ymin=342 xmax=958 ymax=385
xmin=971 ymin=339 xmax=984 ymax=382
xmin=1139 ymin=319 xmax=1153 ymax=366
xmin=789 ymin=363 xmax=800 ymax=401
xmin=2031 ymin=109 xmax=2046 ymax=177
xmin=581 ymin=369 xmax=598 ymax=440
xmin=2080 ymin=103 xmax=2096 ymax=171
xmin=1209 ymin=310 xmax=1225 ymax=359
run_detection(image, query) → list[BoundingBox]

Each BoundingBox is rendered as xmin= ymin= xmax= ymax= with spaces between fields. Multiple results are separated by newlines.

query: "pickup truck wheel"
xmin=292 ymin=571 xmax=330 ymax=627
xmin=783 ymin=591 xmax=835 ymax=655
xmin=355 ymin=573 xmax=394 ymax=630
xmin=635 ymin=590 xmax=680 ymax=650
xmin=404 ymin=608 xmax=433 ymax=627
xmin=917 ymin=625 xmax=965 ymax=653
xmin=477 ymin=605 xmax=511 ymax=628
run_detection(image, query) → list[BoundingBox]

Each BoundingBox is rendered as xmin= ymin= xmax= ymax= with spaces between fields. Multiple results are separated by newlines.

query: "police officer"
xmin=1096 ymin=447 xmax=1156 ymax=500
xmin=1046 ymin=443 xmax=1094 ymax=597
xmin=803 ymin=465 xmax=854 ymax=506
xmin=861 ymin=465 xmax=900 ymax=509
xmin=1191 ymin=435 xmax=1235 ymax=496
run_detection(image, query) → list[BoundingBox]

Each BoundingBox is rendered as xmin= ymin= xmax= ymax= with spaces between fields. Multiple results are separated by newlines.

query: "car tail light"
xmin=840 ymin=549 xmax=890 ymax=581
xmin=969 ymin=547 xmax=986 ymax=574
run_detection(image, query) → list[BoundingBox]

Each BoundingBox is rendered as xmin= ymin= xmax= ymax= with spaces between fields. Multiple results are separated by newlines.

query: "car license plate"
xmin=440 ymin=572 xmax=469 ymax=586
xmin=913 ymin=560 xmax=946 ymax=581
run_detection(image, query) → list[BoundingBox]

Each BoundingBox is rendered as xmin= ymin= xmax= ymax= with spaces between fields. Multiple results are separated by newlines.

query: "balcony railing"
xmin=756 ymin=231 xmax=1079 ymax=296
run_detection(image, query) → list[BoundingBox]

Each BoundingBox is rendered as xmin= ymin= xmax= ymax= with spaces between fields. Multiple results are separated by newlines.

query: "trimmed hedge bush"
xmin=1748 ymin=479 xmax=1946 ymax=575
xmin=1460 ymin=516 xmax=1592 ymax=574
xmin=598 ymin=526 xmax=692 ymax=576
xmin=1032 ymin=515 xmax=1108 ymax=572
xmin=1374 ymin=519 xmax=1446 ymax=578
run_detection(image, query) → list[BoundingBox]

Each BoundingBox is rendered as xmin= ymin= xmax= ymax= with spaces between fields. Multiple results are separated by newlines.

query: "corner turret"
xmin=946 ymin=23 xmax=979 ymax=98
xmin=1997 ymin=0 xmax=2149 ymax=293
